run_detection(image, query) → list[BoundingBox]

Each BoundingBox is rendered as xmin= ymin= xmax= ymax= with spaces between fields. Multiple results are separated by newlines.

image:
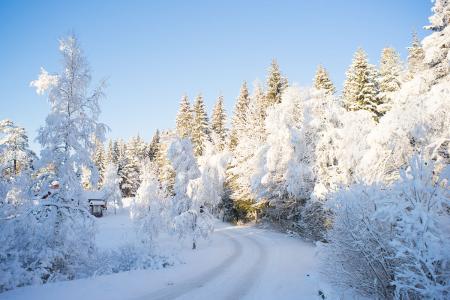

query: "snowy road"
xmin=1 ymin=224 xmax=324 ymax=300
xmin=137 ymin=226 xmax=271 ymax=300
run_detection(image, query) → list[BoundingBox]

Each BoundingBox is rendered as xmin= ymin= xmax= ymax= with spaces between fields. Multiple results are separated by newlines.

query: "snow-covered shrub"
xmin=295 ymin=200 xmax=330 ymax=242
xmin=322 ymin=155 xmax=450 ymax=299
xmin=0 ymin=202 xmax=97 ymax=292
xmin=380 ymin=157 xmax=450 ymax=299
xmin=321 ymin=183 xmax=395 ymax=299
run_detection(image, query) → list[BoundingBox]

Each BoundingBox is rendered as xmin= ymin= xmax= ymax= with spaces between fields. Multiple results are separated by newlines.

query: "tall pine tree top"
xmin=407 ymin=32 xmax=426 ymax=78
xmin=148 ymin=129 xmax=160 ymax=161
xmin=211 ymin=95 xmax=227 ymax=151
xmin=314 ymin=65 xmax=336 ymax=95
xmin=342 ymin=48 xmax=381 ymax=119
xmin=176 ymin=95 xmax=193 ymax=139
xmin=229 ymin=81 xmax=250 ymax=151
xmin=379 ymin=47 xmax=402 ymax=114
xmin=265 ymin=59 xmax=288 ymax=106
xmin=192 ymin=94 xmax=210 ymax=156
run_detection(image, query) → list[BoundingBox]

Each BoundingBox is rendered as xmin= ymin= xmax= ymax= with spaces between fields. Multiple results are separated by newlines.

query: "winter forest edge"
xmin=1 ymin=1 xmax=449 ymax=299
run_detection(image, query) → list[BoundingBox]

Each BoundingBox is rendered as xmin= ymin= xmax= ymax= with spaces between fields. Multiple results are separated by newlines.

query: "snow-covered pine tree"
xmin=93 ymin=139 xmax=106 ymax=188
xmin=424 ymin=0 xmax=450 ymax=80
xmin=115 ymin=139 xmax=128 ymax=195
xmin=191 ymin=94 xmax=210 ymax=156
xmin=425 ymin=0 xmax=450 ymax=32
xmin=313 ymin=65 xmax=336 ymax=95
xmin=102 ymin=163 xmax=123 ymax=214
xmin=225 ymin=81 xmax=267 ymax=222
xmin=148 ymin=129 xmax=160 ymax=161
xmin=228 ymin=81 xmax=250 ymax=151
xmin=121 ymin=136 xmax=143 ymax=197
xmin=265 ymin=59 xmax=288 ymax=106
xmin=406 ymin=32 xmax=426 ymax=79
xmin=251 ymin=87 xmax=315 ymax=224
xmin=175 ymin=95 xmax=193 ymax=139
xmin=155 ymin=131 xmax=176 ymax=196
xmin=379 ymin=47 xmax=402 ymax=113
xmin=106 ymin=139 xmax=114 ymax=165
xmin=342 ymin=48 xmax=381 ymax=120
xmin=210 ymin=95 xmax=227 ymax=151
xmin=26 ymin=35 xmax=106 ymax=286
xmin=168 ymin=138 xmax=212 ymax=250
xmin=0 ymin=120 xmax=35 ymax=179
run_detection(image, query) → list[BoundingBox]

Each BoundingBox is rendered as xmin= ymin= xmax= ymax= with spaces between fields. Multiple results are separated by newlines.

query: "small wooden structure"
xmin=85 ymin=191 xmax=107 ymax=217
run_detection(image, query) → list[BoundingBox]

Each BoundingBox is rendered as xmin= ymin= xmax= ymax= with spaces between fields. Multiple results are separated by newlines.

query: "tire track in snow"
xmin=134 ymin=230 xmax=243 ymax=300
xmin=224 ymin=231 xmax=268 ymax=300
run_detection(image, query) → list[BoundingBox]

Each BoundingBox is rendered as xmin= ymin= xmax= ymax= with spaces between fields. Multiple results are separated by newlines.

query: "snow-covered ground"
xmin=1 ymin=200 xmax=333 ymax=300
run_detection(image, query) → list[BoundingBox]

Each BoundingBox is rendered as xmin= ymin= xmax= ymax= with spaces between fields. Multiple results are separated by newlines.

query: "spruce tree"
xmin=379 ymin=47 xmax=402 ymax=113
xmin=0 ymin=120 xmax=35 ymax=178
xmin=425 ymin=1 xmax=450 ymax=80
xmin=191 ymin=94 xmax=209 ymax=156
xmin=175 ymin=95 xmax=193 ymax=139
xmin=148 ymin=129 xmax=160 ymax=161
xmin=121 ymin=136 xmax=142 ymax=197
xmin=229 ymin=81 xmax=250 ymax=151
xmin=407 ymin=32 xmax=425 ymax=79
xmin=342 ymin=48 xmax=381 ymax=119
xmin=93 ymin=139 xmax=106 ymax=188
xmin=265 ymin=59 xmax=288 ymax=106
xmin=314 ymin=65 xmax=336 ymax=95
xmin=211 ymin=95 xmax=227 ymax=151
xmin=425 ymin=0 xmax=450 ymax=32
xmin=155 ymin=131 xmax=176 ymax=196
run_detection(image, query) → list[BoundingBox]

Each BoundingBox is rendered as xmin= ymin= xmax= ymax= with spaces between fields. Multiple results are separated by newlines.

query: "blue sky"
xmin=0 ymin=1 xmax=431 ymax=151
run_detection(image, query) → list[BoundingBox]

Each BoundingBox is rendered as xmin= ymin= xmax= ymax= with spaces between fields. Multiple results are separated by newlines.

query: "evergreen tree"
xmin=407 ymin=32 xmax=425 ymax=79
xmin=175 ymin=95 xmax=193 ymax=139
xmin=425 ymin=1 xmax=450 ymax=80
xmin=191 ymin=94 xmax=209 ymax=156
xmin=425 ymin=0 xmax=450 ymax=32
xmin=342 ymin=48 xmax=381 ymax=119
xmin=229 ymin=81 xmax=250 ymax=151
xmin=265 ymin=59 xmax=288 ymax=106
xmin=313 ymin=65 xmax=336 ymax=95
xmin=117 ymin=139 xmax=128 ymax=196
xmin=379 ymin=47 xmax=402 ymax=113
xmin=93 ymin=139 xmax=106 ymax=188
xmin=121 ymin=136 xmax=144 ymax=196
xmin=148 ymin=129 xmax=160 ymax=161
xmin=0 ymin=120 xmax=35 ymax=179
xmin=210 ymin=95 xmax=227 ymax=151
xmin=102 ymin=163 xmax=122 ymax=214
xmin=155 ymin=131 xmax=176 ymax=196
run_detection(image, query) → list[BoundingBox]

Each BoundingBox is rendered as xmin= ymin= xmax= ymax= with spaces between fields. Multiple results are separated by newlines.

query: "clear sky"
xmin=0 ymin=0 xmax=432 ymax=151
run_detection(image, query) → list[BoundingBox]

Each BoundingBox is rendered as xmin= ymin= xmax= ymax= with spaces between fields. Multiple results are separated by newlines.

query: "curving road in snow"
xmin=1 ymin=223 xmax=325 ymax=300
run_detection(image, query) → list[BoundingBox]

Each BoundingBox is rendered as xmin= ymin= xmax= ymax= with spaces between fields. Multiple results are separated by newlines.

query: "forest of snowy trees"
xmin=1 ymin=1 xmax=449 ymax=299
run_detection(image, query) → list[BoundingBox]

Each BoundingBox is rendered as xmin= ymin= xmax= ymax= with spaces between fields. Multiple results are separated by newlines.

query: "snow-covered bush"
xmin=381 ymin=157 xmax=450 ymax=299
xmin=321 ymin=155 xmax=450 ymax=299
xmin=0 ymin=202 xmax=97 ymax=292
